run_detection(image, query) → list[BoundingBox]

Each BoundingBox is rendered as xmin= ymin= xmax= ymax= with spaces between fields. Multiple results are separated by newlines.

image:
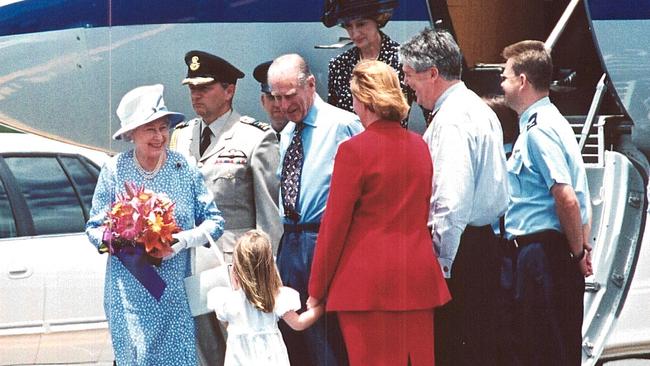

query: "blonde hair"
xmin=232 ymin=230 xmax=283 ymax=313
xmin=350 ymin=60 xmax=409 ymax=122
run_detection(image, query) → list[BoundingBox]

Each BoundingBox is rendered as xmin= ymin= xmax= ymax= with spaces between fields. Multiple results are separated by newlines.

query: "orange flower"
xmin=102 ymin=181 xmax=180 ymax=259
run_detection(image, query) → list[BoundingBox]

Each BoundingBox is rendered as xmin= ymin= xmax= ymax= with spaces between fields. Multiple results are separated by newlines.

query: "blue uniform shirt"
xmin=278 ymin=94 xmax=363 ymax=224
xmin=505 ymin=97 xmax=590 ymax=238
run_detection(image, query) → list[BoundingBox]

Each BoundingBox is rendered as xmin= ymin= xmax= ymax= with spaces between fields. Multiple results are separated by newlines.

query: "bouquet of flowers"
xmin=100 ymin=181 xmax=180 ymax=263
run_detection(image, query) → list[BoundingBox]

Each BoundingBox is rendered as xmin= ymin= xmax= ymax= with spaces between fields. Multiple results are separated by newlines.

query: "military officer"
xmin=501 ymin=40 xmax=592 ymax=366
xmin=171 ymin=50 xmax=282 ymax=366
xmin=253 ymin=60 xmax=289 ymax=140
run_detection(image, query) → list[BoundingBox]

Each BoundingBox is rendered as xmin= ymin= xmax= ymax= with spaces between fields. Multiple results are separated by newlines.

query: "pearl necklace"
xmin=133 ymin=150 xmax=165 ymax=180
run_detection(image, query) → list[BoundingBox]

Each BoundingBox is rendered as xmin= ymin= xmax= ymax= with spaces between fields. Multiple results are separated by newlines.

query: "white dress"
xmin=207 ymin=286 xmax=300 ymax=366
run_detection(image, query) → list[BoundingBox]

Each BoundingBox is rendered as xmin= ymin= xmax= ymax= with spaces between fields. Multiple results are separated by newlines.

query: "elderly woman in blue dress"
xmin=86 ymin=84 xmax=224 ymax=365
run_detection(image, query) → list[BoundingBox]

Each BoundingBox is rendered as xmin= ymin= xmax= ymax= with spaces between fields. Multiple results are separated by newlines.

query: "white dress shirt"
xmin=424 ymin=82 xmax=509 ymax=277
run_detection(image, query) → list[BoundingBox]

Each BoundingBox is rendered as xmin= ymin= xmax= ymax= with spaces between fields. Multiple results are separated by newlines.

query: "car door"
xmin=0 ymin=162 xmax=43 ymax=365
xmin=1 ymin=154 xmax=109 ymax=364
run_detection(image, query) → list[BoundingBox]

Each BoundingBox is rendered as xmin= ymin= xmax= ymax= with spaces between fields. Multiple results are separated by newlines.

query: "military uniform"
xmin=175 ymin=49 xmax=282 ymax=366
xmin=171 ymin=111 xmax=281 ymax=268
xmin=505 ymin=97 xmax=590 ymax=366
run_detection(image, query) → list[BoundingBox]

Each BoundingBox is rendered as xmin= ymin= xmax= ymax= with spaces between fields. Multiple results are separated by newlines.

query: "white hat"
xmin=113 ymin=84 xmax=185 ymax=140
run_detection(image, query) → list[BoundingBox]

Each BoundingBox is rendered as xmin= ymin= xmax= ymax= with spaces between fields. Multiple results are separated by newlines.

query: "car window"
xmin=0 ymin=178 xmax=17 ymax=238
xmin=4 ymin=156 xmax=85 ymax=235
xmin=60 ymin=156 xmax=97 ymax=218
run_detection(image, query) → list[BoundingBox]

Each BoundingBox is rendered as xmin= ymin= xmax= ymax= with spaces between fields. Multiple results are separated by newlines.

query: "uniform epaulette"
xmin=526 ymin=113 xmax=538 ymax=131
xmin=174 ymin=120 xmax=191 ymax=130
xmin=239 ymin=115 xmax=270 ymax=131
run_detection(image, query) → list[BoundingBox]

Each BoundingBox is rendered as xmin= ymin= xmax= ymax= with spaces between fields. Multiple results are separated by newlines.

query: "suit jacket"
xmin=171 ymin=110 xmax=282 ymax=272
xmin=308 ymin=120 xmax=450 ymax=311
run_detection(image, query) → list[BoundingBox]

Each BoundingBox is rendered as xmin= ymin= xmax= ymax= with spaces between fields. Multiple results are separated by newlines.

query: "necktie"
xmin=199 ymin=126 xmax=211 ymax=156
xmin=281 ymin=123 xmax=305 ymax=221
xmin=426 ymin=110 xmax=437 ymax=127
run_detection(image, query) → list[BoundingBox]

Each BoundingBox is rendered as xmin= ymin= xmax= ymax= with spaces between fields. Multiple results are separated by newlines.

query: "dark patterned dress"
xmin=327 ymin=32 xmax=416 ymax=128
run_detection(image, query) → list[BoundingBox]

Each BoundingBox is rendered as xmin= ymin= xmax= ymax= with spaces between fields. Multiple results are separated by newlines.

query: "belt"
xmin=509 ymin=230 xmax=565 ymax=248
xmin=283 ymin=223 xmax=321 ymax=233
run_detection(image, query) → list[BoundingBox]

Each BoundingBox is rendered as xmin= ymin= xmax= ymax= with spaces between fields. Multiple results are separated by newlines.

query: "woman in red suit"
xmin=307 ymin=60 xmax=450 ymax=366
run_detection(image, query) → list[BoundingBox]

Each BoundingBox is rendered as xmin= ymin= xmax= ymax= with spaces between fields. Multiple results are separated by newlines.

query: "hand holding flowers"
xmin=97 ymin=181 xmax=182 ymax=300
xmin=100 ymin=181 xmax=180 ymax=262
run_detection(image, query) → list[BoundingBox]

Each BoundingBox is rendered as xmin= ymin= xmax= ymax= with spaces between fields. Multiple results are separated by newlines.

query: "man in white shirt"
xmin=400 ymin=28 xmax=508 ymax=366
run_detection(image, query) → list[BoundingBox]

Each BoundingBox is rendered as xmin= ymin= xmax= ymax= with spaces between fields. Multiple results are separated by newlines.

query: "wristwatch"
xmin=569 ymin=249 xmax=586 ymax=263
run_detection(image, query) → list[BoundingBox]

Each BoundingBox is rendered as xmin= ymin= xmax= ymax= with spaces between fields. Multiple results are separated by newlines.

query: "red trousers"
xmin=338 ymin=309 xmax=435 ymax=366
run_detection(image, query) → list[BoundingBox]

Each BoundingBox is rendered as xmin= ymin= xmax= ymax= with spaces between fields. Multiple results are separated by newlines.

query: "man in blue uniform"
xmin=501 ymin=40 xmax=593 ymax=366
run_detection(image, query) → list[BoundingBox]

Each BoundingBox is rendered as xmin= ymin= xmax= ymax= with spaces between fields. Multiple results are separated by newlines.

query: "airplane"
xmin=0 ymin=0 xmax=648 ymax=365
xmin=0 ymin=0 xmax=431 ymax=152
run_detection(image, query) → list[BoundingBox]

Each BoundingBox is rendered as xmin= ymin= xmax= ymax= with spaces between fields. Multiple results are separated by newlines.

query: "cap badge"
xmin=189 ymin=56 xmax=200 ymax=71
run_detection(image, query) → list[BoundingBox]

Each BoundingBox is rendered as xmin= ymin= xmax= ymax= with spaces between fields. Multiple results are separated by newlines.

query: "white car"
xmin=0 ymin=132 xmax=114 ymax=365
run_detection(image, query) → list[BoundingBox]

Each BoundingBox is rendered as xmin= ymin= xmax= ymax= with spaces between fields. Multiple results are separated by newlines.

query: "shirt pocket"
xmin=506 ymin=150 xmax=524 ymax=197
xmin=211 ymin=163 xmax=248 ymax=208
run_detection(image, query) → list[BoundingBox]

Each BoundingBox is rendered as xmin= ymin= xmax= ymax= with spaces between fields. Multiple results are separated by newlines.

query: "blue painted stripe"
xmin=586 ymin=0 xmax=650 ymax=20
xmin=0 ymin=0 xmax=429 ymax=37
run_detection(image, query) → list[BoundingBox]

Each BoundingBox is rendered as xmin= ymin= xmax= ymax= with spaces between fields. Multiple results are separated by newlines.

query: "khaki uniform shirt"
xmin=171 ymin=110 xmax=282 ymax=272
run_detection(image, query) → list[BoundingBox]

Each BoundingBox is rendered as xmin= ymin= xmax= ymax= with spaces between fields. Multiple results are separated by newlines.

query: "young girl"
xmin=207 ymin=229 xmax=323 ymax=365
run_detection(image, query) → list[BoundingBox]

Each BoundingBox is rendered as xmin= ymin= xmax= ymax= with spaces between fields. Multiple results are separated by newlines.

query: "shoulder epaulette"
xmin=526 ymin=113 xmax=538 ymax=131
xmin=240 ymin=116 xmax=271 ymax=131
xmin=174 ymin=120 xmax=191 ymax=130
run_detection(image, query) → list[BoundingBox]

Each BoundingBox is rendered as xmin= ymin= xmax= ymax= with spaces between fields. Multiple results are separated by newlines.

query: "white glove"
xmin=163 ymin=221 xmax=215 ymax=261
xmin=163 ymin=239 xmax=187 ymax=261
xmin=172 ymin=227 xmax=210 ymax=248
xmin=163 ymin=240 xmax=187 ymax=261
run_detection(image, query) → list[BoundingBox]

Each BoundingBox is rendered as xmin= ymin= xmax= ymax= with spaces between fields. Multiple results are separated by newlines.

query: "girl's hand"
xmin=306 ymin=296 xmax=320 ymax=309
xmin=312 ymin=303 xmax=324 ymax=319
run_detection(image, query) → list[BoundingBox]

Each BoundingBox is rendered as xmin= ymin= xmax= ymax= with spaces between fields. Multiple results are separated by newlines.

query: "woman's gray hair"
xmin=399 ymin=28 xmax=463 ymax=80
xmin=122 ymin=131 xmax=134 ymax=142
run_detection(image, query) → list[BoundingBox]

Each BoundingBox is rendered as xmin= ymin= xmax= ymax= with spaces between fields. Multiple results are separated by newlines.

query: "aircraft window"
xmin=4 ymin=156 xmax=85 ymax=235
xmin=60 ymin=156 xmax=99 ymax=219
xmin=0 ymin=178 xmax=17 ymax=239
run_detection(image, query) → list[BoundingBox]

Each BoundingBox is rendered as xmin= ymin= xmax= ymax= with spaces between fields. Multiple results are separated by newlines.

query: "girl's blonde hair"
xmin=350 ymin=60 xmax=409 ymax=122
xmin=232 ymin=230 xmax=283 ymax=313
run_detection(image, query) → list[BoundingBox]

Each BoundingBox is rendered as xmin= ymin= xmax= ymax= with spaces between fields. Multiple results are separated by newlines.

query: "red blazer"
xmin=309 ymin=120 xmax=450 ymax=311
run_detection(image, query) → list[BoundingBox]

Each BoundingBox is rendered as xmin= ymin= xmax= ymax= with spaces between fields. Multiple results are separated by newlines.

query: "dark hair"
xmin=502 ymin=40 xmax=553 ymax=92
xmin=340 ymin=12 xmax=392 ymax=28
xmin=484 ymin=95 xmax=519 ymax=144
xmin=321 ymin=0 xmax=398 ymax=28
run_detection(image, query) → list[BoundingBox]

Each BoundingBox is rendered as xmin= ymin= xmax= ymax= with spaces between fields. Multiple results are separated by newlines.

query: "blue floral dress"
xmin=86 ymin=149 xmax=224 ymax=366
